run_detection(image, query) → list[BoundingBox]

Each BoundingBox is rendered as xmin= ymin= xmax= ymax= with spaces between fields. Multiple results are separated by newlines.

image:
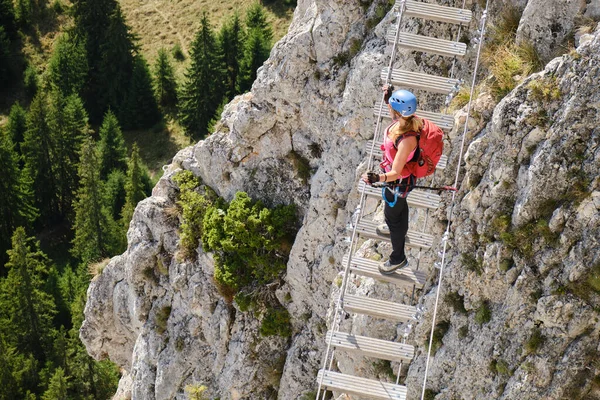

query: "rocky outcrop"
xmin=81 ymin=0 xmax=600 ymax=399
xmin=406 ymin=25 xmax=600 ymax=400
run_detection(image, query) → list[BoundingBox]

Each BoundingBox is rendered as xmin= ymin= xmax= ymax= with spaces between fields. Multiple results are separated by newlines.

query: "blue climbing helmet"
xmin=389 ymin=89 xmax=417 ymax=117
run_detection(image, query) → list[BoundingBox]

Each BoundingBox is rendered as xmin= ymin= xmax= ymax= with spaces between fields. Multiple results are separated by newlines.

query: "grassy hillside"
xmin=119 ymin=0 xmax=295 ymax=74
xmin=1 ymin=0 xmax=294 ymax=175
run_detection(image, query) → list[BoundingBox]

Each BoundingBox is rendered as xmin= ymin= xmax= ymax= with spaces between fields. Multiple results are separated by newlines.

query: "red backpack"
xmin=397 ymin=118 xmax=444 ymax=178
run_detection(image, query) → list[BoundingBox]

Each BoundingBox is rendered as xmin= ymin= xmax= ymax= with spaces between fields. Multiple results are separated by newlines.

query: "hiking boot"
xmin=376 ymin=224 xmax=390 ymax=237
xmin=378 ymin=257 xmax=408 ymax=275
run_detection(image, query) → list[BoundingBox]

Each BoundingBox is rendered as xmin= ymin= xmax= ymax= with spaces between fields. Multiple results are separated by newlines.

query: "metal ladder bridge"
xmin=316 ymin=0 xmax=489 ymax=398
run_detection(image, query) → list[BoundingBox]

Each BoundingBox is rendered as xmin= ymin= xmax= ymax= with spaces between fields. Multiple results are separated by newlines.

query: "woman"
xmin=362 ymin=87 xmax=423 ymax=275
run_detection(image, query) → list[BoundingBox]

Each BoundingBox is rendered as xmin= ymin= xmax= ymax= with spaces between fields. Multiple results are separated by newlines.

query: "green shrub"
xmin=373 ymin=359 xmax=396 ymax=381
xmin=172 ymin=43 xmax=185 ymax=61
xmin=559 ymin=263 xmax=600 ymax=305
xmin=185 ymin=384 xmax=208 ymax=400
xmin=499 ymin=258 xmax=513 ymax=272
xmin=499 ymin=219 xmax=558 ymax=259
xmin=234 ymin=291 xmax=255 ymax=312
xmin=349 ymin=38 xmax=363 ymax=58
xmin=51 ymin=0 xmax=65 ymax=14
xmin=155 ymin=306 xmax=172 ymax=334
xmin=462 ymin=253 xmax=483 ymax=275
xmin=23 ymin=64 xmax=38 ymax=98
xmin=525 ymin=327 xmax=546 ymax=354
xmin=448 ymin=84 xmax=481 ymax=111
xmin=529 ymin=288 xmax=543 ymax=303
xmin=491 ymin=214 xmax=511 ymax=234
xmin=174 ymin=171 xmax=210 ymax=259
xmin=482 ymin=3 xmax=546 ymax=102
xmin=429 ymin=321 xmax=450 ymax=354
xmin=332 ymin=51 xmax=350 ymax=66
xmin=300 ymin=391 xmax=317 ymax=400
xmin=458 ymin=325 xmax=469 ymax=338
xmin=474 ymin=301 xmax=492 ymax=325
xmin=528 ymin=77 xmax=561 ymax=103
xmin=366 ymin=1 xmax=391 ymax=30
xmin=445 ymin=292 xmax=467 ymax=314
xmin=359 ymin=0 xmax=373 ymax=12
xmin=175 ymin=336 xmax=185 ymax=352
xmin=423 ymin=389 xmax=439 ymax=400
xmin=203 ymin=192 xmax=297 ymax=293
xmin=260 ymin=306 xmax=292 ymax=337
xmin=495 ymin=359 xmax=511 ymax=376
xmin=288 ymin=150 xmax=311 ymax=183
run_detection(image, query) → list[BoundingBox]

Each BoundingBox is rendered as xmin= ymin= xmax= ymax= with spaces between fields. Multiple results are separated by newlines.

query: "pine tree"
xmin=7 ymin=102 xmax=27 ymax=154
xmin=42 ymin=367 xmax=68 ymax=400
xmin=121 ymin=143 xmax=147 ymax=229
xmin=219 ymin=12 xmax=244 ymax=99
xmin=123 ymin=55 xmax=160 ymax=130
xmin=0 ymin=26 xmax=12 ymax=90
xmin=98 ymin=110 xmax=127 ymax=179
xmin=0 ymin=337 xmax=20 ymax=400
xmin=105 ymin=169 xmax=126 ymax=221
xmin=22 ymin=93 xmax=60 ymax=224
xmin=66 ymin=283 xmax=119 ymax=399
xmin=72 ymin=138 xmax=120 ymax=262
xmin=1 ymin=228 xmax=57 ymax=361
xmin=0 ymin=0 xmax=17 ymax=38
xmin=72 ymin=0 xmax=119 ymax=123
xmin=48 ymin=33 xmax=88 ymax=97
xmin=49 ymin=93 xmax=90 ymax=220
xmin=0 ymin=336 xmax=38 ymax=400
xmin=0 ymin=130 xmax=37 ymax=270
xmin=72 ymin=0 xmax=152 ymax=128
xmin=239 ymin=28 xmax=271 ymax=93
xmin=100 ymin=6 xmax=136 ymax=122
xmin=245 ymin=3 xmax=272 ymax=43
xmin=239 ymin=4 xmax=272 ymax=93
xmin=178 ymin=12 xmax=225 ymax=139
xmin=153 ymin=48 xmax=178 ymax=111
xmin=14 ymin=0 xmax=31 ymax=28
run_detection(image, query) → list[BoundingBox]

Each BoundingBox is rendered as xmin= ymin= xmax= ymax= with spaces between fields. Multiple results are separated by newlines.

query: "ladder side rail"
xmin=419 ymin=5 xmax=490 ymax=400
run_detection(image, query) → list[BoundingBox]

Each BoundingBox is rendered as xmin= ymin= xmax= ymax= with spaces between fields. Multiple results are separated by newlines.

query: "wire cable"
xmin=419 ymin=3 xmax=490 ymax=399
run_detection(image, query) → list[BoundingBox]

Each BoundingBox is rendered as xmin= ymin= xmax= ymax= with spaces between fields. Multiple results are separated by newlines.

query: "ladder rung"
xmin=364 ymin=140 xmax=448 ymax=171
xmin=326 ymin=331 xmax=415 ymax=363
xmin=317 ymin=370 xmax=407 ymax=400
xmin=344 ymin=294 xmax=417 ymax=322
xmin=343 ymin=254 xmax=427 ymax=288
xmin=387 ymin=31 xmax=467 ymax=57
xmin=373 ymin=102 xmax=454 ymax=131
xmin=355 ymin=219 xmax=435 ymax=250
xmin=358 ymin=181 xmax=441 ymax=210
xmin=381 ymin=67 xmax=460 ymax=95
xmin=400 ymin=0 xmax=472 ymax=25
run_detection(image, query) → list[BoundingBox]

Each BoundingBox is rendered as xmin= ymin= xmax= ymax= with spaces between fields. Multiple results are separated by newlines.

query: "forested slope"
xmin=0 ymin=0 xmax=294 ymax=398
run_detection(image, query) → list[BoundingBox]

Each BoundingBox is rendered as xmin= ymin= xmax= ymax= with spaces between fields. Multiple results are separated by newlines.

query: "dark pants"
xmin=384 ymin=188 xmax=409 ymax=264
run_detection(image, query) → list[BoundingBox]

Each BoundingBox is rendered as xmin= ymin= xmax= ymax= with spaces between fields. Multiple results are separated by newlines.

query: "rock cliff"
xmin=81 ymin=0 xmax=600 ymax=399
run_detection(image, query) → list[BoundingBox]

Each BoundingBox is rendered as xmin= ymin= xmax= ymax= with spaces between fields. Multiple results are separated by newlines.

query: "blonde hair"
xmin=389 ymin=110 xmax=424 ymax=143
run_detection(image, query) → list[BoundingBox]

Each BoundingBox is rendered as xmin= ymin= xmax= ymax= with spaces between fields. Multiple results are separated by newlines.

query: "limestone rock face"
xmin=80 ymin=1 xmax=600 ymax=399
xmin=516 ymin=0 xmax=599 ymax=61
xmin=407 ymin=25 xmax=600 ymax=400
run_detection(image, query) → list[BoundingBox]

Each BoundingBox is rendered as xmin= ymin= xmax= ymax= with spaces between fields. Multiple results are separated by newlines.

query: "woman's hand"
xmin=383 ymin=84 xmax=394 ymax=104
xmin=361 ymin=172 xmax=380 ymax=185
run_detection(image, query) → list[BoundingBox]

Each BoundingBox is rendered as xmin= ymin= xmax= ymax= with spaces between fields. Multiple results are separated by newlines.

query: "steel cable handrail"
xmin=420 ymin=3 xmax=489 ymax=399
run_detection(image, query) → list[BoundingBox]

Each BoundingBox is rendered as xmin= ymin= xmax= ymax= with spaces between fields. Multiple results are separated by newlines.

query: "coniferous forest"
xmin=0 ymin=0 xmax=293 ymax=398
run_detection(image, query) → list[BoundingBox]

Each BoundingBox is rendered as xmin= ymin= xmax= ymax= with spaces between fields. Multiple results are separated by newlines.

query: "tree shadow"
xmin=260 ymin=0 xmax=296 ymax=19
xmin=123 ymin=117 xmax=193 ymax=179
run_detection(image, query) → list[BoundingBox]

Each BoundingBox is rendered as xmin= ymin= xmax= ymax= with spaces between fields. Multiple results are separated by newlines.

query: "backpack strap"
xmin=394 ymin=131 xmax=420 ymax=162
